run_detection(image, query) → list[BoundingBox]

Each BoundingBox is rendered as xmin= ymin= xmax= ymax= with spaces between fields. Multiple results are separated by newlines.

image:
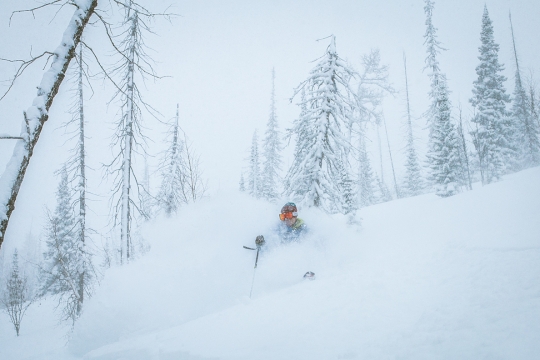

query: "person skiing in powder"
xmin=244 ymin=202 xmax=313 ymax=283
xmin=277 ymin=202 xmax=307 ymax=243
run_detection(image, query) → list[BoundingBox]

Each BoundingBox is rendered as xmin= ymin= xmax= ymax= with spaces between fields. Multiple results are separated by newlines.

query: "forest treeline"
xmin=242 ymin=2 xmax=539 ymax=219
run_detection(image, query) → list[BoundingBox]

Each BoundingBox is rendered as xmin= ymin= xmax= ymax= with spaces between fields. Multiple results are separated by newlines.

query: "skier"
xmin=277 ymin=202 xmax=307 ymax=243
xmin=243 ymin=203 xmax=313 ymax=286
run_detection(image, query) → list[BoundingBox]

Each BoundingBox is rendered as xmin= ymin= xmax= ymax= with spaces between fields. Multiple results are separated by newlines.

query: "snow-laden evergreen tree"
xmin=284 ymin=88 xmax=311 ymax=200
xmin=426 ymin=75 xmax=463 ymax=196
xmin=423 ymin=0 xmax=443 ymax=136
xmin=402 ymin=53 xmax=424 ymax=196
xmin=376 ymin=176 xmax=392 ymax=203
xmin=261 ymin=68 xmax=282 ymax=201
xmin=63 ymin=44 xmax=94 ymax=317
xmin=1 ymin=249 xmax=31 ymax=336
xmin=40 ymin=167 xmax=90 ymax=323
xmin=239 ymin=173 xmax=246 ymax=192
xmin=423 ymin=0 xmax=463 ymax=196
xmin=527 ymin=80 xmax=540 ymax=131
xmin=469 ymin=6 xmax=511 ymax=184
xmin=335 ymin=157 xmax=356 ymax=215
xmin=284 ymin=36 xmax=358 ymax=213
xmin=156 ymin=104 xmax=187 ymax=216
xmin=509 ymin=14 xmax=540 ymax=168
xmin=357 ymin=128 xmax=376 ymax=207
xmin=106 ymin=3 xmax=155 ymax=263
xmin=526 ymin=80 xmax=540 ymax=141
xmin=248 ymin=131 xmax=262 ymax=198
xmin=41 ymin=167 xmax=75 ymax=295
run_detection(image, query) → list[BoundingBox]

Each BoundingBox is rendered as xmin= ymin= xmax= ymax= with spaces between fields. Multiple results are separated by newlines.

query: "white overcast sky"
xmin=0 ymin=0 xmax=539 ymax=251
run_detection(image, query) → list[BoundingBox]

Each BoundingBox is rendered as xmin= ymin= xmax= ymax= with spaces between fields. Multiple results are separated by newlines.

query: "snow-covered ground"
xmin=1 ymin=167 xmax=540 ymax=360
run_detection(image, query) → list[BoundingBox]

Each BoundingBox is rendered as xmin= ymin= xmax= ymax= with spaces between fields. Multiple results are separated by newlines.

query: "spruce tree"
xmin=40 ymin=167 xmax=90 ymax=323
xmin=376 ymin=176 xmax=393 ymax=203
xmin=357 ymin=128 xmax=376 ymax=207
xmin=2 ymin=249 xmax=31 ymax=336
xmin=509 ymin=14 xmax=540 ymax=168
xmin=423 ymin=0 xmax=443 ymax=136
xmin=284 ymin=88 xmax=311 ymax=200
xmin=470 ymin=5 xmax=511 ymax=184
xmin=402 ymin=53 xmax=424 ymax=196
xmin=156 ymin=104 xmax=187 ymax=216
xmin=284 ymin=36 xmax=358 ymax=213
xmin=239 ymin=173 xmax=246 ymax=192
xmin=426 ymin=75 xmax=463 ymax=196
xmin=423 ymin=0 xmax=462 ymax=196
xmin=261 ymin=68 xmax=282 ymax=201
xmin=248 ymin=131 xmax=262 ymax=198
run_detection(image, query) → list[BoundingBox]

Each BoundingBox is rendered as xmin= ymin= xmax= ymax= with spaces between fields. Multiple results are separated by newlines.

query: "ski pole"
xmin=244 ymin=235 xmax=265 ymax=298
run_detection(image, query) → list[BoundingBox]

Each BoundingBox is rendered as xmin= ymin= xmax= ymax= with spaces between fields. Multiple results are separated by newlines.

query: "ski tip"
xmin=303 ymin=271 xmax=315 ymax=280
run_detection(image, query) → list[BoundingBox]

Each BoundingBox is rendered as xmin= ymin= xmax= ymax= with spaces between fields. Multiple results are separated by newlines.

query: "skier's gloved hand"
xmin=255 ymin=235 xmax=265 ymax=248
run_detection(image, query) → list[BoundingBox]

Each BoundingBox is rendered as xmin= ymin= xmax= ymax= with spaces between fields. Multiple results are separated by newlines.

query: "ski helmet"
xmin=281 ymin=202 xmax=298 ymax=214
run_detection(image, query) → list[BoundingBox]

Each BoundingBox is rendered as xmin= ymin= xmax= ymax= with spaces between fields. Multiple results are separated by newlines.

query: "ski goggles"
xmin=279 ymin=212 xmax=298 ymax=220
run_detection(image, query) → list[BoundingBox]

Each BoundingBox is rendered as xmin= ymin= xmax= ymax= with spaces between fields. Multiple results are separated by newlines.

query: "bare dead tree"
xmin=104 ymin=1 xmax=162 ymax=264
xmin=182 ymin=133 xmax=207 ymax=202
xmin=0 ymin=0 xmax=98 ymax=251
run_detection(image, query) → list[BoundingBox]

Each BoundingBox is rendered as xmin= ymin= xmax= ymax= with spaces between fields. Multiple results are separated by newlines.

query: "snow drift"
xmin=1 ymin=168 xmax=540 ymax=360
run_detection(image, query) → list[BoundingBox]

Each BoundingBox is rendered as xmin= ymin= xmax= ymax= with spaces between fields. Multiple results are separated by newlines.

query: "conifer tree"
xmin=423 ymin=0 xmax=463 ymax=196
xmin=376 ymin=176 xmax=393 ymax=203
xmin=2 ymin=249 xmax=31 ymax=336
xmin=470 ymin=6 xmax=511 ymax=184
xmin=261 ymin=68 xmax=282 ymax=201
xmin=40 ymin=167 xmax=91 ymax=323
xmin=423 ymin=0 xmax=443 ymax=136
xmin=284 ymin=36 xmax=358 ymax=213
xmin=426 ymin=75 xmax=463 ymax=196
xmin=239 ymin=173 xmax=246 ymax=192
xmin=284 ymin=88 xmax=311 ymax=199
xmin=509 ymin=14 xmax=540 ymax=168
xmin=248 ymin=131 xmax=262 ymax=198
xmin=402 ymin=53 xmax=424 ymax=196
xmin=62 ymin=44 xmax=94 ymax=316
xmin=357 ymin=128 xmax=376 ymax=207
xmin=156 ymin=104 xmax=187 ymax=216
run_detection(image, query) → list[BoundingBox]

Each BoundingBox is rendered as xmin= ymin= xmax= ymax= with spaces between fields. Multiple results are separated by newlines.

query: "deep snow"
xmin=1 ymin=167 xmax=540 ymax=360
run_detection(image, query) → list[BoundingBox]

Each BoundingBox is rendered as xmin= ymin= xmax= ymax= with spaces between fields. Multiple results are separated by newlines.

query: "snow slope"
xmin=1 ymin=168 xmax=540 ymax=360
